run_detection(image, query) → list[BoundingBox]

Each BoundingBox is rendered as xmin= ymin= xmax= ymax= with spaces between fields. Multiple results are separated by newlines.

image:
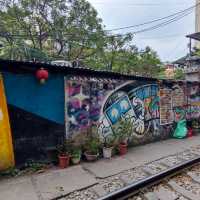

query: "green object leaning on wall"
xmin=173 ymin=119 xmax=188 ymax=139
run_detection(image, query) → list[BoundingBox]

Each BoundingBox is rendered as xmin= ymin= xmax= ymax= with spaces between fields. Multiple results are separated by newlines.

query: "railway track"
xmin=99 ymin=157 xmax=200 ymax=200
xmin=63 ymin=146 xmax=200 ymax=200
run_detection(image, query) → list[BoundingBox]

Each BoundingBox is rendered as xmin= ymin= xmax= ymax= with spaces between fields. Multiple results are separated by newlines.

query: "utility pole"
xmin=195 ymin=0 xmax=200 ymax=47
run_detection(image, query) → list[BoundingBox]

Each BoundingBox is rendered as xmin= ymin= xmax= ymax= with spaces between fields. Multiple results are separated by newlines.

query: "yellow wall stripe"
xmin=0 ymin=74 xmax=15 ymax=170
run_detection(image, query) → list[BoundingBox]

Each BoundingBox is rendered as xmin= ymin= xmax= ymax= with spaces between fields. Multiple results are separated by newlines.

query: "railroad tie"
xmin=144 ymin=192 xmax=159 ymax=200
xmin=168 ymin=180 xmax=199 ymax=200
xmin=144 ymin=187 xmax=179 ymax=200
xmin=154 ymin=186 xmax=179 ymax=200
xmin=187 ymin=171 xmax=200 ymax=183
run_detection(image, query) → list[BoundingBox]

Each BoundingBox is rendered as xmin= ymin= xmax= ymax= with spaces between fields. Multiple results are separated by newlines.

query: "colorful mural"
xmin=65 ymin=77 xmax=200 ymax=143
xmin=65 ymin=78 xmax=162 ymax=141
xmin=98 ymin=82 xmax=160 ymax=139
xmin=65 ymin=78 xmax=119 ymax=137
xmin=0 ymin=75 xmax=15 ymax=170
xmin=171 ymin=83 xmax=200 ymax=123
xmin=187 ymin=83 xmax=200 ymax=119
xmin=172 ymin=84 xmax=187 ymax=122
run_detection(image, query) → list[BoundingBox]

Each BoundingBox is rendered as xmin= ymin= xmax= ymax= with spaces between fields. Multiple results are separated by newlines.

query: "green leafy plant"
xmin=103 ymin=135 xmax=116 ymax=148
xmin=57 ymin=140 xmax=73 ymax=156
xmin=174 ymin=68 xmax=185 ymax=80
xmin=113 ymin=117 xmax=133 ymax=144
xmin=85 ymin=136 xmax=100 ymax=155
xmin=71 ymin=145 xmax=82 ymax=164
xmin=24 ymin=160 xmax=46 ymax=172
xmin=0 ymin=167 xmax=20 ymax=177
xmin=71 ymin=146 xmax=81 ymax=158
xmin=84 ymin=125 xmax=101 ymax=155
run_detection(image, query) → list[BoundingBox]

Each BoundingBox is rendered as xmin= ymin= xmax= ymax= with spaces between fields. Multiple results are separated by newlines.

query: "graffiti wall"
xmin=65 ymin=77 xmax=123 ymax=138
xmin=65 ymin=77 xmax=200 ymax=144
xmin=187 ymin=83 xmax=200 ymax=119
xmin=65 ymin=77 xmax=166 ymax=144
xmin=98 ymin=81 xmax=161 ymax=141
xmin=186 ymin=82 xmax=200 ymax=128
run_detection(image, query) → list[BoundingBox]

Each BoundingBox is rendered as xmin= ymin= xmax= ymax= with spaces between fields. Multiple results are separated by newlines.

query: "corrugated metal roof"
xmin=186 ymin=32 xmax=200 ymax=41
xmin=173 ymin=55 xmax=200 ymax=65
xmin=0 ymin=59 xmax=157 ymax=81
xmin=173 ymin=55 xmax=188 ymax=65
xmin=0 ymin=59 xmax=199 ymax=83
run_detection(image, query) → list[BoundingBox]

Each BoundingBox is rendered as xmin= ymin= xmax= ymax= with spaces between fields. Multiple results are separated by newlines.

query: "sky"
xmin=87 ymin=0 xmax=196 ymax=62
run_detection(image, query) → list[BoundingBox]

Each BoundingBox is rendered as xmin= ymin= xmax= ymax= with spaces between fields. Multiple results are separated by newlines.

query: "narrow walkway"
xmin=1 ymin=135 xmax=200 ymax=200
xmin=83 ymin=135 xmax=200 ymax=178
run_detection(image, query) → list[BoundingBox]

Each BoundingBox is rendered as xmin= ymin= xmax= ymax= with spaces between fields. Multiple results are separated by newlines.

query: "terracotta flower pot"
xmin=84 ymin=151 xmax=99 ymax=162
xmin=119 ymin=143 xmax=128 ymax=155
xmin=58 ymin=154 xmax=70 ymax=168
xmin=103 ymin=147 xmax=113 ymax=159
xmin=187 ymin=128 xmax=193 ymax=138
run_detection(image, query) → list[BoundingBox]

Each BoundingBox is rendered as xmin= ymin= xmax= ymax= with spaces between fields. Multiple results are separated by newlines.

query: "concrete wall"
xmin=3 ymin=72 xmax=65 ymax=164
xmin=186 ymin=72 xmax=200 ymax=82
xmin=3 ymin=72 xmax=65 ymax=124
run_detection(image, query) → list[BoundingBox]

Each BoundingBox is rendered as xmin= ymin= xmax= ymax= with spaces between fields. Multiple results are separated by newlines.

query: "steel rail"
xmin=98 ymin=156 xmax=200 ymax=200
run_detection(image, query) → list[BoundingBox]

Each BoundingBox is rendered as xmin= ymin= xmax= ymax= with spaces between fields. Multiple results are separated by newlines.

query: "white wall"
xmin=186 ymin=72 xmax=200 ymax=81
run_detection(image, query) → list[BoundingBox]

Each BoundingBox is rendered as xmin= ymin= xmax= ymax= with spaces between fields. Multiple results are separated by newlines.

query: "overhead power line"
xmin=92 ymin=2 xmax=192 ymax=7
xmin=139 ymin=33 xmax=186 ymax=40
xmin=129 ymin=10 xmax=193 ymax=35
xmin=105 ymin=9 xmax=193 ymax=38
xmin=106 ymin=3 xmax=197 ymax=32
xmin=1 ymin=2 xmax=196 ymax=34
xmin=0 ymin=2 xmax=198 ymax=41
xmin=0 ymin=9 xmax=194 ymax=41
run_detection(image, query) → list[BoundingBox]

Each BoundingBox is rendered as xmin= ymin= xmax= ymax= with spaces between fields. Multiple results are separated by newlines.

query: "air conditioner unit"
xmin=51 ymin=60 xmax=72 ymax=67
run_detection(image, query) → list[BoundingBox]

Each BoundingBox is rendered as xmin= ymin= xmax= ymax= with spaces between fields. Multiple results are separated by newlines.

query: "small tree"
xmin=174 ymin=69 xmax=185 ymax=80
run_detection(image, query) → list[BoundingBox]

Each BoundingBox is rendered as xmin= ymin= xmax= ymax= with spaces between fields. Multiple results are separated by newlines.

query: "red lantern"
xmin=36 ymin=68 xmax=49 ymax=84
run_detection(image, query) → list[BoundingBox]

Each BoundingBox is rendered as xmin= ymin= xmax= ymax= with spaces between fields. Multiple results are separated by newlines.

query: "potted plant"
xmin=113 ymin=117 xmax=133 ymax=156
xmin=57 ymin=140 xmax=72 ymax=169
xmin=102 ymin=136 xmax=116 ymax=159
xmin=71 ymin=147 xmax=82 ymax=165
xmin=69 ymin=132 xmax=88 ymax=165
xmin=84 ymin=126 xmax=100 ymax=161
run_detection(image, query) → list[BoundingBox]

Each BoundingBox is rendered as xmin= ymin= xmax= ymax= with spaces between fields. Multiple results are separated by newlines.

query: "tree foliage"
xmin=0 ymin=0 xmax=105 ymax=60
xmin=174 ymin=68 xmax=185 ymax=80
xmin=0 ymin=0 xmax=164 ymax=77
